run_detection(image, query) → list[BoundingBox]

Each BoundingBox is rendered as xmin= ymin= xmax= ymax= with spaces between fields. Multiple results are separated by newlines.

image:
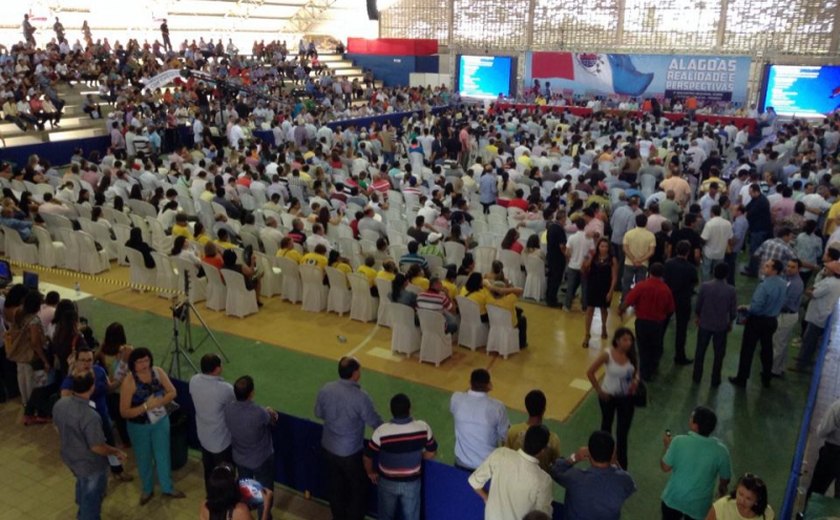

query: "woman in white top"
xmin=170 ymin=235 xmax=205 ymax=277
xmin=586 ymin=327 xmax=640 ymax=470
xmin=706 ymin=473 xmax=774 ymax=520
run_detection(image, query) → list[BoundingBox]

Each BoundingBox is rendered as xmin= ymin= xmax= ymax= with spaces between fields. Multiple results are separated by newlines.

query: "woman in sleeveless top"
xmin=586 ymin=327 xmax=640 ymax=470
xmin=119 ymin=347 xmax=185 ymax=505
xmin=583 ymin=238 xmax=618 ymax=347
xmin=199 ymin=463 xmax=273 ymax=520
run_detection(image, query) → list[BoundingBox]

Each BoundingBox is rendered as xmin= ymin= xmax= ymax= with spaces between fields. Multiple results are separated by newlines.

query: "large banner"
xmin=525 ymin=52 xmax=751 ymax=104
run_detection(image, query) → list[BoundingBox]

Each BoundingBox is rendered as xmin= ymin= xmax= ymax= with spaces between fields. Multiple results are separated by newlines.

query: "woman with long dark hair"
xmin=199 ymin=463 xmax=272 ymax=520
xmin=586 ymin=327 xmax=639 ymax=470
xmin=96 ymin=322 xmax=133 ymax=447
xmin=583 ymin=238 xmax=618 ymax=347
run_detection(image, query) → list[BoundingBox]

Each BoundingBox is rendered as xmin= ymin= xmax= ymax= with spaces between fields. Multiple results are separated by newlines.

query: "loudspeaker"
xmin=366 ymin=0 xmax=379 ymax=20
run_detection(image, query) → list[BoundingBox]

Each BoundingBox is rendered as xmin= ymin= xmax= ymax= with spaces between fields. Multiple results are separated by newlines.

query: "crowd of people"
xmin=3 ymin=18 xmax=840 ymax=520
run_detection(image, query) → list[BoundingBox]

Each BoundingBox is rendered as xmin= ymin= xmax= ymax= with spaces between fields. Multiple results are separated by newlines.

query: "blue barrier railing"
xmin=780 ymin=307 xmax=837 ymax=519
xmin=171 ymin=378 xmax=564 ymax=519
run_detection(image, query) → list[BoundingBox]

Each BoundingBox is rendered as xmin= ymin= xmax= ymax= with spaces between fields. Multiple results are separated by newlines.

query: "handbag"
xmin=632 ymin=381 xmax=648 ymax=408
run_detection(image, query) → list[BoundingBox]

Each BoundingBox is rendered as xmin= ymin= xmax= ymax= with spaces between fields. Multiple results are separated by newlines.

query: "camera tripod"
xmin=166 ymin=270 xmax=229 ymax=378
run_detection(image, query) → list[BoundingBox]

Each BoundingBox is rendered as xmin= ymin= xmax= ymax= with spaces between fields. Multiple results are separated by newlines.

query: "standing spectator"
xmin=225 ymin=376 xmax=279 ymax=520
xmin=60 ymin=348 xmax=132 ymax=481
xmin=743 ymin=184 xmax=773 ymax=277
xmin=450 ymin=368 xmax=510 ymax=471
xmin=505 ymin=390 xmax=562 ymax=472
xmin=726 ymin=204 xmax=749 ymax=285
xmin=751 ymin=228 xmax=797 ymax=278
xmin=621 ymin=263 xmax=675 ymax=382
xmin=663 ymin=241 xmax=699 ymax=366
xmin=190 ymin=354 xmax=235 ymax=494
xmin=468 ymin=425 xmax=554 ymax=519
xmin=53 ymin=373 xmax=127 ymax=520
xmin=314 ymin=357 xmax=383 ymax=520
xmin=22 ymin=14 xmax=35 ymax=46
xmin=479 ymin=169 xmax=498 ymax=213
xmin=693 ymin=264 xmax=737 ymax=386
xmin=587 ymin=327 xmax=640 ymax=469
xmin=794 ymin=220 xmax=823 ymax=287
xmin=700 ymin=205 xmax=733 ymax=280
xmin=807 ymin=397 xmax=840 ymax=499
xmin=545 ymin=208 xmax=568 ymax=308
xmin=708 ymin=473 xmax=774 ymax=520
xmin=7 ymin=290 xmax=50 ymax=422
xmin=770 ymin=259 xmax=804 ymax=377
xmin=660 ymin=406 xmax=731 ymax=520
xmin=565 ymin=217 xmax=593 ymax=311
xmin=119 ymin=347 xmax=186 ymax=504
xmin=160 ymin=19 xmax=172 ymax=52
xmin=610 ymin=194 xmax=640 ymax=285
xmin=549 ymin=431 xmax=637 ymax=520
xmin=363 ymin=394 xmax=437 ymax=520
xmin=621 ymin=214 xmax=656 ymax=302
xmin=730 ymin=259 xmax=787 ymax=388
xmin=584 ymin=238 xmax=619 ymax=346
xmin=795 ymin=261 xmax=840 ymax=372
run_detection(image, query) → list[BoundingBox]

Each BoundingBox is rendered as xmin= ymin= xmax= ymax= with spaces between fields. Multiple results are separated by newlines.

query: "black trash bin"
xmin=170 ymin=409 xmax=189 ymax=471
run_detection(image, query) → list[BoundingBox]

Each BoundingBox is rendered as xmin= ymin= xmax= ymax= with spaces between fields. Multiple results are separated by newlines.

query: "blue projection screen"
xmin=457 ymin=55 xmax=513 ymax=98
xmin=763 ymin=65 xmax=840 ymax=117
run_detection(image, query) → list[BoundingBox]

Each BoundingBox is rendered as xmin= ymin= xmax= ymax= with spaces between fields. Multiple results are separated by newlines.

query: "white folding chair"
xmin=443 ymin=241 xmax=466 ymax=267
xmin=113 ymin=223 xmax=132 ymax=266
xmin=170 ymin=257 xmax=207 ymax=303
xmin=523 ymin=255 xmax=546 ymax=301
xmin=487 ymin=305 xmax=520 ymax=359
xmin=256 ymin=252 xmax=282 ymax=298
xmin=456 ymin=296 xmax=488 ymax=351
xmin=375 ymin=278 xmax=392 ymax=328
xmin=77 ymin=231 xmax=110 ymax=275
xmin=276 ymin=256 xmax=302 ymax=303
xmin=474 ymin=246 xmax=497 ymax=275
xmin=203 ymin=264 xmax=228 ymax=311
xmin=300 ymin=265 xmax=328 ymax=312
xmin=124 ymin=247 xmax=156 ymax=290
xmin=417 ymin=309 xmax=453 ymax=367
xmin=348 ymin=273 xmax=378 ymax=322
xmin=498 ymin=250 xmax=525 ymax=288
xmin=325 ymin=267 xmax=352 ymax=315
xmin=2 ymin=226 xmax=37 ymax=265
xmin=390 ymin=303 xmax=420 ymax=357
xmin=220 ymin=268 xmax=259 ymax=318
xmin=150 ymin=252 xmax=177 ymax=298
xmin=33 ymin=225 xmax=65 ymax=268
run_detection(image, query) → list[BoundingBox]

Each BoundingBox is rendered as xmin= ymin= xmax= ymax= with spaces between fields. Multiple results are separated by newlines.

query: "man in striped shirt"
xmin=364 ymin=394 xmax=437 ymax=520
xmin=417 ymin=278 xmax=459 ymax=333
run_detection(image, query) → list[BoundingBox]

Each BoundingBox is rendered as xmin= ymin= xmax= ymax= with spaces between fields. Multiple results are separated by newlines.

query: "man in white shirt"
xmin=304 ymin=223 xmax=331 ymax=253
xmin=699 ymin=182 xmax=720 ymax=222
xmin=700 ymin=205 xmax=733 ymax=280
xmin=189 ymin=354 xmax=235 ymax=494
xmin=468 ymin=425 xmax=554 ymax=520
xmin=450 ymin=369 xmax=509 ymax=471
xmin=228 ymin=117 xmax=245 ymax=150
xmin=565 ymin=218 xmax=594 ymax=310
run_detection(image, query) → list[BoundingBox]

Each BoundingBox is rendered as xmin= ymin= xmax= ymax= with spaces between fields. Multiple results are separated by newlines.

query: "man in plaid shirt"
xmin=752 ymin=227 xmax=797 ymax=278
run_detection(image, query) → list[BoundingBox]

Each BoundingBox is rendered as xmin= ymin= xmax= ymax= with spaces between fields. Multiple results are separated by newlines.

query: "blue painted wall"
xmin=346 ymin=54 xmax=439 ymax=87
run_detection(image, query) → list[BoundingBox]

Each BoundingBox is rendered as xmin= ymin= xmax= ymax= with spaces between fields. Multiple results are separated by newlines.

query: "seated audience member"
xmin=417 ymin=277 xmax=459 ymax=334
xmin=391 ymin=273 xmax=418 ymax=307
xmin=328 ymin=250 xmax=353 ymax=275
xmin=222 ymin=249 xmax=262 ymax=306
xmin=399 ymin=241 xmax=430 ymax=273
xmin=300 ymin=243 xmax=328 ymax=270
xmin=171 ymin=236 xmax=205 ymax=276
xmin=377 ymin=260 xmax=398 ymax=282
xmin=276 ymin=237 xmax=303 ymax=263
xmin=171 ymin=213 xmax=194 ymax=240
xmin=125 ymin=227 xmax=156 ymax=268
xmin=203 ymin=242 xmax=224 ymax=270
xmin=460 ymin=272 xmax=490 ymax=321
xmin=215 ymin=228 xmax=237 ymax=250
xmin=501 ymin=228 xmax=524 ymax=254
xmin=406 ymin=264 xmax=430 ymax=291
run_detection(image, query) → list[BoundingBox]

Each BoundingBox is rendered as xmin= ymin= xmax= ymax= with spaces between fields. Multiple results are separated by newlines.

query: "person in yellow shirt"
xmin=193 ymin=222 xmax=211 ymax=246
xmin=460 ymin=273 xmax=489 ymax=317
xmin=487 ymin=281 xmax=527 ymax=348
xmin=214 ymin=228 xmax=237 ymax=250
xmin=406 ymin=264 xmax=429 ymax=291
xmin=357 ymin=256 xmax=378 ymax=286
xmin=825 ymin=200 xmax=840 ymax=236
xmin=505 ymin=390 xmax=561 ymax=471
xmin=442 ymin=266 xmax=458 ymax=300
xmin=300 ymin=243 xmax=328 ymax=270
xmin=377 ymin=260 xmax=397 ymax=282
xmin=328 ymin=250 xmax=353 ymax=275
xmin=276 ymin=237 xmax=302 ymax=263
xmin=171 ymin=213 xmax=194 ymax=240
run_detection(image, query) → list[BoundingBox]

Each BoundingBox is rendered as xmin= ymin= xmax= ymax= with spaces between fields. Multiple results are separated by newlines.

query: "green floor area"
xmin=78 ymin=271 xmax=812 ymax=518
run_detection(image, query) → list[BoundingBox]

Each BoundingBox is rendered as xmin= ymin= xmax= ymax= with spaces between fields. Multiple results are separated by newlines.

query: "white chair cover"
xmin=417 ymin=309 xmax=453 ymax=367
xmin=348 ymin=273 xmax=378 ymax=323
xmin=455 ymin=296 xmax=488 ymax=351
xmin=220 ymin=268 xmax=259 ymax=318
xmin=487 ymin=305 xmax=520 ymax=359
xmin=390 ymin=303 xmax=420 ymax=356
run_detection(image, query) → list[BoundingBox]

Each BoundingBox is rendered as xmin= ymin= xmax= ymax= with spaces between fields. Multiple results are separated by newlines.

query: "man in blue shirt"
xmin=478 ymin=168 xmax=498 ymax=213
xmin=730 ymin=259 xmax=787 ymax=388
xmin=550 ymin=430 xmax=636 ymax=520
xmin=450 ymin=368 xmax=509 ymax=471
xmin=771 ymin=259 xmax=804 ymax=377
xmin=315 ymin=357 xmax=383 ymax=520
